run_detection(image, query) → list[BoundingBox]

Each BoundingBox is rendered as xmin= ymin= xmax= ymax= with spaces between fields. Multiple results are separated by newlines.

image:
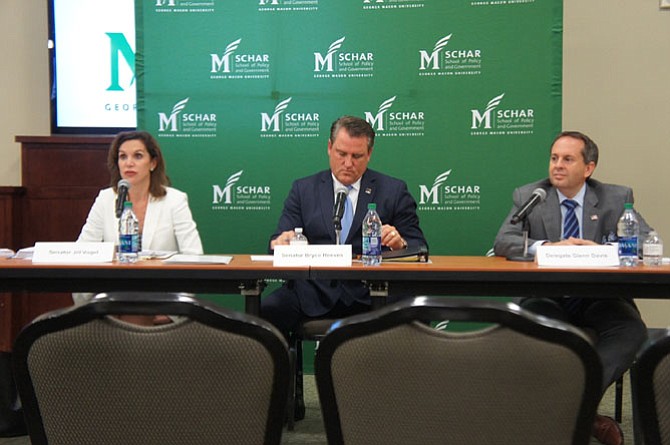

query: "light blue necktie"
xmin=340 ymin=186 xmax=353 ymax=243
xmin=562 ymin=199 xmax=580 ymax=239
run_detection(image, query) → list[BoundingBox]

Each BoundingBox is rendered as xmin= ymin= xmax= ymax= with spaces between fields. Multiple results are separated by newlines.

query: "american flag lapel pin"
xmin=590 ymin=215 xmax=598 ymax=221
xmin=365 ymin=188 xmax=372 ymax=195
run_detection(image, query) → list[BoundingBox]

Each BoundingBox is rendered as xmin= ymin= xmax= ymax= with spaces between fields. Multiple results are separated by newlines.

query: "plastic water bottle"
xmin=118 ymin=201 xmax=140 ymax=263
xmin=290 ymin=227 xmax=309 ymax=245
xmin=643 ymin=230 xmax=663 ymax=266
xmin=362 ymin=203 xmax=382 ymax=266
xmin=617 ymin=203 xmax=639 ymax=266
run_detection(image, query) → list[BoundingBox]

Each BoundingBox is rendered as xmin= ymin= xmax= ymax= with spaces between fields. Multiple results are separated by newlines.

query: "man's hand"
xmin=381 ymin=224 xmax=408 ymax=251
xmin=544 ymin=237 xmax=598 ymax=246
xmin=270 ymin=230 xmax=296 ymax=250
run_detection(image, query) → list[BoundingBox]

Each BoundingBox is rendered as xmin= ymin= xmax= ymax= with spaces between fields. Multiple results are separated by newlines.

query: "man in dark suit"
xmin=261 ymin=115 xmax=427 ymax=337
xmin=494 ymin=130 xmax=650 ymax=445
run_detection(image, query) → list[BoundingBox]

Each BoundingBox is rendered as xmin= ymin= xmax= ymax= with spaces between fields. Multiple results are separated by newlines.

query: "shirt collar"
xmin=557 ymin=183 xmax=587 ymax=207
xmin=331 ymin=173 xmax=361 ymax=194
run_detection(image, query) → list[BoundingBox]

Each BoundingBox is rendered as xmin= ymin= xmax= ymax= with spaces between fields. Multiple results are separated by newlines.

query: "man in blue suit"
xmin=494 ymin=131 xmax=650 ymax=445
xmin=261 ymin=115 xmax=427 ymax=337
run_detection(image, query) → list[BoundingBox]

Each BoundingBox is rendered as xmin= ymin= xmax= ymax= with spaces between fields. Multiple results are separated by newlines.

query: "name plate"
xmin=32 ymin=242 xmax=115 ymax=263
xmin=536 ymin=244 xmax=619 ymax=267
xmin=273 ymin=245 xmax=352 ymax=267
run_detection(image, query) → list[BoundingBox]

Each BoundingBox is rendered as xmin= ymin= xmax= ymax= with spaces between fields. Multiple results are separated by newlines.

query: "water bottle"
xmin=643 ymin=230 xmax=663 ymax=266
xmin=617 ymin=203 xmax=639 ymax=266
xmin=362 ymin=203 xmax=382 ymax=266
xmin=290 ymin=227 xmax=309 ymax=245
xmin=118 ymin=201 xmax=140 ymax=263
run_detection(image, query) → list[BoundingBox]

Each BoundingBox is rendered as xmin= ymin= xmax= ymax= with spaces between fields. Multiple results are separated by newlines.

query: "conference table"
xmin=2 ymin=255 xmax=670 ymax=315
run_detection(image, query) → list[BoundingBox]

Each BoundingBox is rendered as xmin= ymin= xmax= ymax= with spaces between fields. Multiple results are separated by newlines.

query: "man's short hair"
xmin=552 ymin=130 xmax=599 ymax=166
xmin=329 ymin=116 xmax=375 ymax=151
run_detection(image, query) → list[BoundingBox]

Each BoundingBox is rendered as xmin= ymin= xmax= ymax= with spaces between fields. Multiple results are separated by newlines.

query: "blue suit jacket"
xmin=269 ymin=169 xmax=427 ymax=316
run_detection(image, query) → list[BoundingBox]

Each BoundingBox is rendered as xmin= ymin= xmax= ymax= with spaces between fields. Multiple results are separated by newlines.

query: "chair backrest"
xmin=315 ymin=297 xmax=602 ymax=445
xmin=12 ymin=292 xmax=289 ymax=445
xmin=634 ymin=329 xmax=670 ymax=445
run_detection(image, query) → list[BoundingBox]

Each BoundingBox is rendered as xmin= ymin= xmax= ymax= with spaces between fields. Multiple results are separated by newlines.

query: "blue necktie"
xmin=562 ymin=199 xmax=580 ymax=239
xmin=340 ymin=187 xmax=353 ymax=243
xmin=561 ymin=199 xmax=583 ymax=314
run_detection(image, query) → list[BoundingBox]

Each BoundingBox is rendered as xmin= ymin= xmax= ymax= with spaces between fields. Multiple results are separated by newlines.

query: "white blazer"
xmin=77 ymin=186 xmax=203 ymax=254
xmin=73 ymin=187 xmax=203 ymax=305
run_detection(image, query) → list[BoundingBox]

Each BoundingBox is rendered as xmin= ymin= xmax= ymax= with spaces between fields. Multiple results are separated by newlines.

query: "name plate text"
xmin=536 ymin=244 xmax=619 ymax=267
xmin=33 ymin=242 xmax=115 ymax=263
xmin=273 ymin=245 xmax=352 ymax=267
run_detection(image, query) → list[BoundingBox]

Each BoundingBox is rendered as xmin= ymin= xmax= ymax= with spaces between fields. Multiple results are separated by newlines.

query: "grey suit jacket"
xmin=494 ymin=178 xmax=651 ymax=259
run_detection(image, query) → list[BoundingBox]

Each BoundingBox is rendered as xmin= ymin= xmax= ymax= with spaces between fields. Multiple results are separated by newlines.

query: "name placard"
xmin=536 ymin=244 xmax=619 ymax=267
xmin=32 ymin=242 xmax=115 ymax=263
xmin=273 ymin=245 xmax=352 ymax=267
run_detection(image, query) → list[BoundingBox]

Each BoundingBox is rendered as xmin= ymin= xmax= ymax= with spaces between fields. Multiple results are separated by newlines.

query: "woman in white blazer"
xmin=74 ymin=131 xmax=203 ymax=314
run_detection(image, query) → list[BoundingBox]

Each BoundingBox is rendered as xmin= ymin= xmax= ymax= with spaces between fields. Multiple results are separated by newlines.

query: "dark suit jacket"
xmin=269 ymin=169 xmax=427 ymax=316
xmin=494 ymin=178 xmax=651 ymax=259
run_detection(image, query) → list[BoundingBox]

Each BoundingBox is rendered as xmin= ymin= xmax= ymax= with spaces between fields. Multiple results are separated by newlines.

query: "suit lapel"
xmin=349 ymin=171 xmax=375 ymax=243
xmin=142 ymin=197 xmax=159 ymax=250
xmin=318 ymin=172 xmax=337 ymax=243
xmin=582 ymin=186 xmax=600 ymax=242
xmin=541 ymin=189 xmax=562 ymax=241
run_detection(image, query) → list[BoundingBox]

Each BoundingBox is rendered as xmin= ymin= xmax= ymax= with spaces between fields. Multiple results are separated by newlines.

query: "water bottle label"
xmin=363 ymin=236 xmax=381 ymax=255
xmin=643 ymin=244 xmax=663 ymax=256
xmin=618 ymin=236 xmax=637 ymax=256
xmin=119 ymin=234 xmax=139 ymax=253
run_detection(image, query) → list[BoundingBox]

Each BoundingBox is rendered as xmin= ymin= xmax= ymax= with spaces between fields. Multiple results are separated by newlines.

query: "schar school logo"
xmin=259 ymin=97 xmax=320 ymax=138
xmin=258 ymin=0 xmax=319 ymax=12
xmin=364 ymin=96 xmax=425 ymax=137
xmin=212 ymin=170 xmax=271 ymax=211
xmin=313 ymin=37 xmax=374 ymax=79
xmin=362 ymin=0 xmax=426 ymax=10
xmin=210 ymin=38 xmax=270 ymax=80
xmin=418 ymin=170 xmax=481 ymax=212
xmin=470 ymin=93 xmax=535 ymax=136
xmin=154 ymin=0 xmax=216 ymax=13
xmin=418 ymin=34 xmax=482 ymax=77
xmin=157 ymin=98 xmax=218 ymax=138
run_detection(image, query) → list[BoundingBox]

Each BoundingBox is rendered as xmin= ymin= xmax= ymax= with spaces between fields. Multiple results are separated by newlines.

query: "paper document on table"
xmin=163 ymin=254 xmax=233 ymax=264
xmin=138 ymin=250 xmax=177 ymax=260
xmin=12 ymin=247 xmax=35 ymax=260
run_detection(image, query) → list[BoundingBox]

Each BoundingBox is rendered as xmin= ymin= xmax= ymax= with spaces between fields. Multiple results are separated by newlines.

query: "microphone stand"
xmin=334 ymin=220 xmax=342 ymax=246
xmin=507 ymin=218 xmax=535 ymax=262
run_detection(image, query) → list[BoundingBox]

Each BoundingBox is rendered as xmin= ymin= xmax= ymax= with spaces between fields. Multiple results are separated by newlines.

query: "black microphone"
xmin=115 ymin=179 xmax=131 ymax=218
xmin=510 ymin=187 xmax=547 ymax=225
xmin=332 ymin=186 xmax=349 ymax=230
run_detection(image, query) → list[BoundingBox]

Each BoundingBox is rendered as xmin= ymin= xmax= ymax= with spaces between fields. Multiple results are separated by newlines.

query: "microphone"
xmin=332 ymin=186 xmax=349 ymax=230
xmin=115 ymin=179 xmax=131 ymax=218
xmin=510 ymin=187 xmax=547 ymax=225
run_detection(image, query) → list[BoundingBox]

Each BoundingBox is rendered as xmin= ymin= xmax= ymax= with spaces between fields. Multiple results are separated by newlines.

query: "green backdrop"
xmin=135 ymin=0 xmax=562 ymax=297
xmin=135 ymin=0 xmax=562 ymax=372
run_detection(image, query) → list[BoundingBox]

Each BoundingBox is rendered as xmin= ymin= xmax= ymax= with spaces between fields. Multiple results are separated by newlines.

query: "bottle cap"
xmin=123 ymin=201 xmax=132 ymax=208
xmin=368 ymin=203 xmax=376 ymax=210
xmin=624 ymin=203 xmax=633 ymax=209
xmin=295 ymin=227 xmax=303 ymax=233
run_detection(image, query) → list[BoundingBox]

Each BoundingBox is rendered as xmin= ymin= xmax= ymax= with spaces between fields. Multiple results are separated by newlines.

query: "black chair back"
xmin=315 ymin=297 xmax=602 ymax=445
xmin=13 ymin=292 xmax=289 ymax=445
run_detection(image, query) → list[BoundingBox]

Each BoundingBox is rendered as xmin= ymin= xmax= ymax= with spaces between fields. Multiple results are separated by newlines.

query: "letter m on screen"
xmin=106 ymin=33 xmax=135 ymax=91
